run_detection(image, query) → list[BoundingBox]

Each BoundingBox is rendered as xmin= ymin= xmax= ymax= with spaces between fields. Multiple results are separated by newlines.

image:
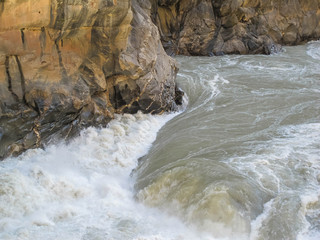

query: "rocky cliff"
xmin=1 ymin=0 xmax=319 ymax=159
xmin=152 ymin=0 xmax=320 ymax=55
xmin=0 ymin=0 xmax=182 ymax=159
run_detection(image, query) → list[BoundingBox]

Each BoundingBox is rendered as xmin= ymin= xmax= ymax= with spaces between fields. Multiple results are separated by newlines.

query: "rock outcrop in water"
xmin=1 ymin=0 xmax=319 ymax=159
xmin=151 ymin=0 xmax=320 ymax=55
xmin=0 ymin=0 xmax=181 ymax=159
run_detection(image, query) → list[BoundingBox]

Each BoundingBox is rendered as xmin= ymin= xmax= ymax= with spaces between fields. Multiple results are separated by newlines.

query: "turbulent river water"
xmin=1 ymin=42 xmax=320 ymax=240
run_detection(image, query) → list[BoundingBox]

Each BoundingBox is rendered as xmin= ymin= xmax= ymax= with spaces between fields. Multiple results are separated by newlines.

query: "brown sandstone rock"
xmin=1 ymin=0 xmax=319 ymax=159
xmin=0 ymin=0 xmax=181 ymax=159
xmin=151 ymin=0 xmax=320 ymax=55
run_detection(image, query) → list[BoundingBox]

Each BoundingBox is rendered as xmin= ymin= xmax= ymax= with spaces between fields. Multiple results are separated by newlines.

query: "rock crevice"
xmin=151 ymin=0 xmax=320 ymax=55
xmin=1 ymin=0 xmax=319 ymax=159
xmin=0 ymin=0 xmax=181 ymax=159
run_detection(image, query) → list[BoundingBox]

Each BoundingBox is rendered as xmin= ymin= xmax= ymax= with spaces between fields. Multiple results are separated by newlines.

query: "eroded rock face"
xmin=152 ymin=0 xmax=320 ymax=55
xmin=0 ymin=0 xmax=181 ymax=159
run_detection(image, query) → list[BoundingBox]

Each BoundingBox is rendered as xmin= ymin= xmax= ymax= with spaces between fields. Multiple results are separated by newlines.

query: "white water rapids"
xmin=1 ymin=41 xmax=320 ymax=240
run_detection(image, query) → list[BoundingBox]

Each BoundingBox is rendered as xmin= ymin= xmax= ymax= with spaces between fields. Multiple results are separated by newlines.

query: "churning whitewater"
xmin=1 ymin=42 xmax=320 ymax=240
xmin=0 ymin=112 xmax=199 ymax=240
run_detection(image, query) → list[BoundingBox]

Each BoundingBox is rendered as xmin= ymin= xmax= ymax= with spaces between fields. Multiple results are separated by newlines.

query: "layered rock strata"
xmin=152 ymin=0 xmax=320 ymax=55
xmin=0 ymin=0 xmax=181 ymax=159
xmin=1 ymin=0 xmax=319 ymax=159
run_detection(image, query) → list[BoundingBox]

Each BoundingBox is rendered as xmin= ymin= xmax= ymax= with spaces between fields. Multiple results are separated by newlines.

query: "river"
xmin=0 ymin=41 xmax=320 ymax=240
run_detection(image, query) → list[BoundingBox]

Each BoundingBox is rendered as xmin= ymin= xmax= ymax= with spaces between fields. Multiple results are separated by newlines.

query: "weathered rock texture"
xmin=0 ymin=0 xmax=181 ymax=159
xmin=1 ymin=0 xmax=319 ymax=158
xmin=152 ymin=0 xmax=320 ymax=55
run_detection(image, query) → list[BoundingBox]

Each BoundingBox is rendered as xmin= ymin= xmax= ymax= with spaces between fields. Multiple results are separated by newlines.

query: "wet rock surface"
xmin=152 ymin=0 xmax=320 ymax=55
xmin=0 ymin=0 xmax=180 ymax=159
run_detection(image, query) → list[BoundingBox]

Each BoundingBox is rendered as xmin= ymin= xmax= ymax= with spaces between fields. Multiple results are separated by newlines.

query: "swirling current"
xmin=0 ymin=42 xmax=320 ymax=240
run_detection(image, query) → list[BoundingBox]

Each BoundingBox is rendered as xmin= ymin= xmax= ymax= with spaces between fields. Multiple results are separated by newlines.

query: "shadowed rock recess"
xmin=0 ymin=0 xmax=182 ymax=159
xmin=152 ymin=0 xmax=320 ymax=55
xmin=1 ymin=0 xmax=319 ymax=159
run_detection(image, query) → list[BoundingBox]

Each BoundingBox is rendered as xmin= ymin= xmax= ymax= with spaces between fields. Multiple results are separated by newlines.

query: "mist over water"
xmin=0 ymin=113 xmax=198 ymax=240
xmin=0 ymin=42 xmax=320 ymax=240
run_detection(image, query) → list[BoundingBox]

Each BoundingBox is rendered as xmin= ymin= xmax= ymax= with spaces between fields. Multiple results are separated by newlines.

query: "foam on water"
xmin=298 ymin=191 xmax=320 ymax=240
xmin=134 ymin=44 xmax=320 ymax=240
xmin=134 ymin=123 xmax=320 ymax=240
xmin=1 ymin=43 xmax=320 ymax=240
xmin=177 ymin=62 xmax=229 ymax=113
xmin=0 ymin=112 xmax=213 ymax=240
xmin=307 ymin=40 xmax=320 ymax=60
xmin=228 ymin=123 xmax=320 ymax=240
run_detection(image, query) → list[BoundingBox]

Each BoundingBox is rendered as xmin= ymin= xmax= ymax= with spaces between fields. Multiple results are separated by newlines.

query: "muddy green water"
xmin=134 ymin=41 xmax=320 ymax=240
xmin=0 ymin=42 xmax=319 ymax=240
